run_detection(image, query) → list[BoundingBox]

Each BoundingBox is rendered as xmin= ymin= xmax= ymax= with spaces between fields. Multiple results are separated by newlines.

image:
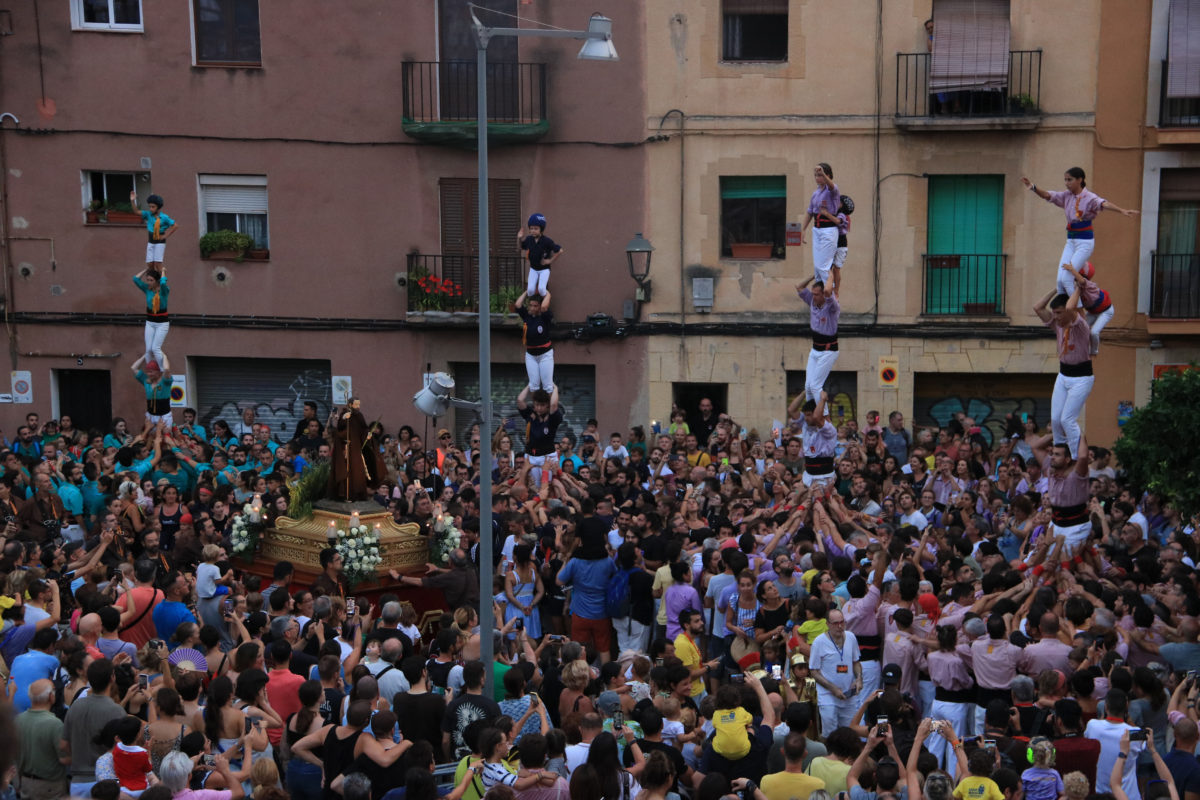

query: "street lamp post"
xmin=468 ymin=6 xmax=618 ymax=695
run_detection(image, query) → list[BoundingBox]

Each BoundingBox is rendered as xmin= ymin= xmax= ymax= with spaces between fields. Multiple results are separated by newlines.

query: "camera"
xmin=203 ymin=755 xmax=216 ymax=767
xmin=613 ymin=711 xmax=624 ymax=730
xmin=983 ymin=738 xmax=996 ymax=755
xmin=1130 ymin=729 xmax=1148 ymax=741
xmin=876 ymin=716 xmax=889 ymax=735
xmin=771 ymin=665 xmax=782 ymax=680
xmin=731 ymin=673 xmax=745 ymax=684
xmin=148 ymin=639 xmax=164 ymax=651
xmin=138 ymin=674 xmax=149 ymax=691
xmin=515 ymin=619 xmax=524 ymax=631
xmin=346 ymin=599 xmax=356 ymax=617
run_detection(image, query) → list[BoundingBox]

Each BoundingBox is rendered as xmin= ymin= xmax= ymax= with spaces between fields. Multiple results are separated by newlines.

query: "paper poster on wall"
xmin=878 ymin=357 xmax=899 ymax=389
xmin=170 ymin=374 xmax=188 ymax=407
xmin=10 ymin=371 xmax=32 ymax=404
xmin=332 ymin=376 xmax=353 ymax=405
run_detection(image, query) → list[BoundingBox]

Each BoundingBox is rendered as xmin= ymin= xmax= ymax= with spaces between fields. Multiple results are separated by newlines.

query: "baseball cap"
xmin=882 ymin=663 xmax=901 ymax=685
xmin=597 ymin=690 xmax=622 ymax=715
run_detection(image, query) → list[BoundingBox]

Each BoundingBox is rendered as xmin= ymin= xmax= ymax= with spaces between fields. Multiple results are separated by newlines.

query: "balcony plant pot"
xmin=85 ymin=211 xmax=102 ymax=224
xmin=730 ymin=243 xmax=773 ymax=259
xmin=105 ymin=210 xmax=142 ymax=224
xmin=246 ymin=248 xmax=270 ymax=260
xmin=962 ymin=302 xmax=997 ymax=315
xmin=199 ymin=230 xmax=254 ymax=261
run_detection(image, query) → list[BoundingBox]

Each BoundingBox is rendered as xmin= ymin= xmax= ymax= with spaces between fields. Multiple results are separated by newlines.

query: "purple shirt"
xmin=799 ymin=289 xmax=841 ymax=336
xmin=1044 ymin=456 xmax=1089 ymax=509
xmin=1048 ymin=313 xmax=1092 ymax=365
xmin=808 ymin=185 xmax=842 ymax=219
xmin=927 ymin=649 xmax=974 ymax=691
xmin=843 ymin=585 xmax=881 ymax=638
xmin=959 ymin=637 xmax=1028 ymax=689
xmin=1020 ymin=637 xmax=1074 ymax=676
xmin=664 ymin=583 xmax=702 ymax=640
xmin=1047 ymin=189 xmax=1106 ymax=226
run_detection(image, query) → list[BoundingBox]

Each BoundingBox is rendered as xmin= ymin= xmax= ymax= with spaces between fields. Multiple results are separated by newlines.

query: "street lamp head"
xmin=413 ymin=372 xmax=456 ymax=418
xmin=578 ymin=14 xmax=618 ymax=61
xmin=626 ymin=232 xmax=654 ymax=283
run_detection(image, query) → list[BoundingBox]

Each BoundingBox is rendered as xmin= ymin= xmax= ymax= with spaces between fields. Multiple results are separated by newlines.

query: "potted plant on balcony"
xmin=84 ymin=200 xmax=104 ymax=224
xmin=199 ymin=230 xmax=253 ymax=260
xmin=729 ymin=242 xmax=774 ymax=259
xmin=1009 ymin=93 xmax=1037 ymax=115
xmin=104 ymin=201 xmax=142 ymax=224
xmin=245 ymin=246 xmax=270 ymax=260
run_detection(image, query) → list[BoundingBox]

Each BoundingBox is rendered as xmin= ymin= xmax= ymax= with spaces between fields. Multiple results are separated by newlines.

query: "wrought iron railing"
xmin=1150 ymin=252 xmax=1200 ymax=318
xmin=406 ymin=253 xmax=525 ymax=313
xmin=896 ymin=50 xmax=1042 ymax=119
xmin=922 ymin=254 xmax=1006 ymax=316
xmin=401 ymin=61 xmax=547 ymax=123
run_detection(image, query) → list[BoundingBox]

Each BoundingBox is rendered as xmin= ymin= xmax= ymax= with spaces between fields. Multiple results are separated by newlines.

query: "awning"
xmin=1168 ymin=0 xmax=1200 ymax=98
xmin=930 ymin=0 xmax=1011 ymax=92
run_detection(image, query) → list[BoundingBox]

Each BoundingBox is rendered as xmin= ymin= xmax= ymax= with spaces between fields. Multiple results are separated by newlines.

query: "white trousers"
xmin=1086 ymin=304 xmax=1115 ymax=356
xmin=805 ymin=347 xmax=839 ymax=401
xmin=614 ymin=616 xmax=650 ymax=655
xmin=1051 ymin=372 xmax=1095 ymax=459
xmin=527 ymin=267 xmax=550 ymax=296
xmin=812 ymin=227 xmax=838 ymax=284
xmin=817 ymin=693 xmax=858 ymax=735
xmin=1053 ymin=520 xmax=1094 ymax=557
xmin=525 ymin=349 xmax=555 ymax=391
xmin=145 ymin=242 xmax=166 ymax=263
xmin=1057 ymin=238 xmax=1095 ymax=296
xmin=525 ymin=452 xmax=558 ymax=485
xmin=802 ymin=470 xmax=836 ymax=489
xmin=860 ymin=661 xmax=881 ymax=699
xmin=928 ymin=699 xmax=971 ymax=773
xmin=144 ymin=320 xmax=169 ymax=365
xmin=833 ymin=246 xmax=848 ymax=268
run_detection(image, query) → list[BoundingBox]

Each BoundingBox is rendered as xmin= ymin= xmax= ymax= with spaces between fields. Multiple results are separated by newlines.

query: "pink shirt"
xmin=882 ymin=632 xmax=923 ymax=708
xmin=1047 ymin=313 xmax=1091 ymax=365
xmin=1020 ymin=637 xmax=1073 ymax=676
xmin=1044 ymin=457 xmax=1089 ymax=508
xmin=959 ymin=637 xmax=1028 ymax=689
xmin=844 ymin=585 xmax=881 ymax=638
xmin=1047 ymin=189 xmax=1107 ymax=225
xmin=927 ymin=649 xmax=974 ymax=692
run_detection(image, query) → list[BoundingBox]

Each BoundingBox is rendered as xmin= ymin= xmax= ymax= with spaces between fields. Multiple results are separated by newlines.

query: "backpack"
xmin=606 ymin=567 xmax=634 ymax=619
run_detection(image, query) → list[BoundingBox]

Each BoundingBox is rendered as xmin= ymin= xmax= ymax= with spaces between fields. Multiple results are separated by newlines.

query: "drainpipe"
xmin=0 ymin=113 xmax=20 ymax=370
xmin=658 ymin=109 xmax=686 ymax=353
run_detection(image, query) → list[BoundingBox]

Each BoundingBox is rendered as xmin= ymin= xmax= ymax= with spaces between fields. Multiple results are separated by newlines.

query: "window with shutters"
xmin=199 ymin=174 xmax=269 ymax=248
xmin=1163 ymin=0 xmax=1200 ymax=127
xmin=722 ymin=0 xmax=787 ymax=62
xmin=82 ymin=170 xmax=154 ymax=224
xmin=720 ymin=176 xmax=786 ymax=259
xmin=193 ymin=0 xmax=261 ymax=67
xmin=429 ymin=178 xmax=523 ymax=299
xmin=924 ymin=175 xmax=1005 ymax=316
xmin=70 ymin=0 xmax=142 ymax=31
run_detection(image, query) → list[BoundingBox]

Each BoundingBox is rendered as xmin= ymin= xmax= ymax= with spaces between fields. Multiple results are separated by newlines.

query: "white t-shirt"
xmin=603 ymin=445 xmax=629 ymax=462
xmin=809 ymin=631 xmax=860 ymax=698
xmin=564 ymin=741 xmax=592 ymax=775
xmin=1085 ymin=718 xmax=1145 ymax=797
xmin=899 ymin=510 xmax=929 ymax=531
xmin=661 ymin=719 xmax=685 ymax=747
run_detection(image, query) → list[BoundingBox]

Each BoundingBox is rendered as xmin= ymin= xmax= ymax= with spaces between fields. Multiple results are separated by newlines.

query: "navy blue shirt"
xmin=520 ymin=234 xmax=562 ymax=271
xmin=1163 ymin=749 xmax=1200 ymax=800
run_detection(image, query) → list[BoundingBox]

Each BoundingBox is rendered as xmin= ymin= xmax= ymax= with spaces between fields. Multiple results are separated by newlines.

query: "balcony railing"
xmin=1159 ymin=61 xmax=1200 ymax=128
xmin=407 ymin=253 xmax=525 ymax=314
xmin=1150 ymin=252 xmax=1200 ymax=318
xmin=922 ymin=254 xmax=1006 ymax=316
xmin=402 ymin=61 xmax=546 ymax=123
xmin=895 ymin=50 xmax=1042 ymax=120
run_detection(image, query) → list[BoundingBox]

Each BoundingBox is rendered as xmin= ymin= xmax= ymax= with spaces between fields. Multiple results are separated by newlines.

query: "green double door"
xmin=926 ymin=175 xmax=1004 ymax=315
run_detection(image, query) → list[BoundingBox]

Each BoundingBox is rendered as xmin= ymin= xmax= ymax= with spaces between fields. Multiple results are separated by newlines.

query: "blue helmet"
xmin=527 ymin=213 xmax=547 ymax=230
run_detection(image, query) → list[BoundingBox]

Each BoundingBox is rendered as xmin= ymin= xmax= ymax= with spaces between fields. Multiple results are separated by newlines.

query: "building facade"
xmin=0 ymin=0 xmax=648 ymax=445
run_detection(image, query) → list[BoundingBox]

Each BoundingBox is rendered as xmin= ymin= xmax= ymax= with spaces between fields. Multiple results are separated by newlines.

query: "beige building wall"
xmin=639 ymin=0 xmax=1110 ymax=437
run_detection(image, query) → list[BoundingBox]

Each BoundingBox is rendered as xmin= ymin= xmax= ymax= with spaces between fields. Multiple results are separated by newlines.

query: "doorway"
xmin=56 ymin=369 xmax=112 ymax=434
xmin=671 ymin=382 xmax=727 ymax=442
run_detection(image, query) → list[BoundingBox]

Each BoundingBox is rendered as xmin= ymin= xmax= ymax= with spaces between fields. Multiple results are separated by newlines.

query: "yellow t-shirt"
xmin=954 ymin=776 xmax=1004 ymax=800
xmin=673 ymin=632 xmax=705 ymax=697
xmin=796 ymin=618 xmax=828 ymax=644
xmin=653 ymin=565 xmax=674 ymax=625
xmin=760 ymin=771 xmax=826 ymax=800
xmin=712 ymin=706 xmax=753 ymax=760
xmin=806 ymin=757 xmax=851 ymax=795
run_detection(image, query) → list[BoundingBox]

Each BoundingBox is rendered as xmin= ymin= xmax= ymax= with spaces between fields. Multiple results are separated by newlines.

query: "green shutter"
xmin=721 ymin=176 xmax=786 ymax=199
xmin=926 ymin=175 xmax=1004 ymax=314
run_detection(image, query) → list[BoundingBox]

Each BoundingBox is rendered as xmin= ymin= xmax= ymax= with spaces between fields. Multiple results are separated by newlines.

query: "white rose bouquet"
xmin=429 ymin=513 xmax=462 ymax=568
xmin=230 ymin=511 xmax=265 ymax=562
xmin=335 ymin=524 xmax=383 ymax=588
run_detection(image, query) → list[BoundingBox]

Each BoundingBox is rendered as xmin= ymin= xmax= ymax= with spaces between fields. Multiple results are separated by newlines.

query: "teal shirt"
xmin=135 ymin=369 xmax=173 ymax=401
xmin=141 ymin=209 xmax=176 ymax=239
xmin=150 ymin=464 xmax=194 ymax=495
xmin=133 ymin=274 xmax=169 ymax=313
xmin=56 ymin=482 xmax=83 ymax=515
xmin=179 ymin=424 xmax=207 ymax=441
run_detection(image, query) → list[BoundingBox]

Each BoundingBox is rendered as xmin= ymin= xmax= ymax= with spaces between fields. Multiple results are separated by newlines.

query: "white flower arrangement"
xmin=430 ymin=513 xmax=462 ymax=568
xmin=230 ymin=512 xmax=261 ymax=560
xmin=334 ymin=524 xmax=383 ymax=587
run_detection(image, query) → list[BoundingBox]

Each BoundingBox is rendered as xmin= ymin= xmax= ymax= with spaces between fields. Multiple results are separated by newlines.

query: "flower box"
xmin=730 ymin=243 xmax=773 ymax=259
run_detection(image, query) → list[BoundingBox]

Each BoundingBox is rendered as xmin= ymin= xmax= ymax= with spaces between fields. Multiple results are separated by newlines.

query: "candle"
xmin=350 ymin=511 xmax=360 ymax=530
xmin=327 ymin=520 xmax=336 ymax=539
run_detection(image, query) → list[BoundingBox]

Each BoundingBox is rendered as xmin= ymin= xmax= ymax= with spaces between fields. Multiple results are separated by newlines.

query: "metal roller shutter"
xmin=194 ymin=357 xmax=332 ymax=442
xmin=450 ymin=363 xmax=596 ymax=452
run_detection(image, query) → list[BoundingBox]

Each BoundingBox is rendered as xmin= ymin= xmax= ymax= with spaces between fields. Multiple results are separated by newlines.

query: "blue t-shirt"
xmin=135 ymin=370 xmax=173 ymax=402
xmin=556 ymin=556 xmax=615 ymax=620
xmin=56 ymin=482 xmax=83 ymax=516
xmin=153 ymin=600 xmax=197 ymax=644
xmin=9 ymin=649 xmax=58 ymax=712
xmin=0 ymin=623 xmax=37 ymax=668
xmin=520 ymin=234 xmax=562 ymax=271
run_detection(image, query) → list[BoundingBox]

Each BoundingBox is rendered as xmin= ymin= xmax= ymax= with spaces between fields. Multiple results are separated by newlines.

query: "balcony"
xmin=895 ymin=50 xmax=1042 ymax=131
xmin=922 ymin=254 xmax=1007 ymax=317
xmin=401 ymin=61 xmax=548 ymax=147
xmin=1157 ymin=60 xmax=1200 ymax=144
xmin=406 ymin=253 xmax=525 ymax=315
xmin=1150 ymin=253 xmax=1200 ymax=319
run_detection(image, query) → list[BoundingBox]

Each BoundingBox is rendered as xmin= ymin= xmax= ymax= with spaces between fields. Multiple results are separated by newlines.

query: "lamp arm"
xmin=447 ymin=397 xmax=484 ymax=413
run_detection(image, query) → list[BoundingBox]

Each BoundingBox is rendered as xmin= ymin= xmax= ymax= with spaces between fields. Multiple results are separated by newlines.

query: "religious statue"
xmin=329 ymin=397 xmax=387 ymax=501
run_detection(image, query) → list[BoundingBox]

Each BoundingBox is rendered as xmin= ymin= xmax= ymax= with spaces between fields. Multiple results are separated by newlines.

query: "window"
xmin=720 ymin=176 xmax=785 ymax=259
xmin=199 ymin=174 xmax=268 ymax=248
xmin=925 ymin=175 xmax=1004 ymax=315
xmin=722 ymin=0 xmax=787 ymax=62
xmin=1164 ymin=0 xmax=1200 ymax=126
xmin=930 ymin=0 xmax=1011 ymax=92
xmin=194 ymin=0 xmax=261 ymax=66
xmin=71 ymin=0 xmax=142 ymax=31
xmin=1152 ymin=168 xmax=1200 ymax=317
xmin=83 ymin=170 xmax=152 ymax=222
